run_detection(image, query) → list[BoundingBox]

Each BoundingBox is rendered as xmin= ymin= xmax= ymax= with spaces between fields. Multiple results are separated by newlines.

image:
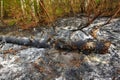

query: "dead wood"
xmin=71 ymin=11 xmax=104 ymax=31
xmin=72 ymin=5 xmax=120 ymax=32
xmin=0 ymin=36 xmax=111 ymax=54
xmin=98 ymin=5 xmax=120 ymax=28
xmin=54 ymin=39 xmax=111 ymax=54
xmin=0 ymin=36 xmax=49 ymax=48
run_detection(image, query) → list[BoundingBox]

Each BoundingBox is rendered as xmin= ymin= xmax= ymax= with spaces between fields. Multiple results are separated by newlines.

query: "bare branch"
xmin=71 ymin=11 xmax=103 ymax=31
xmin=100 ymin=5 xmax=120 ymax=27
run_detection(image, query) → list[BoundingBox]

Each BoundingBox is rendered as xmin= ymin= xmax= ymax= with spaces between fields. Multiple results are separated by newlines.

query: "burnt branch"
xmin=71 ymin=4 xmax=120 ymax=34
xmin=71 ymin=11 xmax=104 ymax=31
xmin=98 ymin=5 xmax=120 ymax=28
xmin=90 ymin=6 xmax=120 ymax=39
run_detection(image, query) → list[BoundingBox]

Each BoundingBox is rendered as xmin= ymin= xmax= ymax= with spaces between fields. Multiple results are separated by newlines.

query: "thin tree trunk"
xmin=0 ymin=0 xmax=3 ymax=23
xmin=36 ymin=0 xmax=40 ymax=10
xmin=30 ymin=0 xmax=38 ymax=23
xmin=20 ymin=0 xmax=25 ymax=16
xmin=31 ymin=0 xmax=36 ymax=18
xmin=20 ymin=0 xmax=27 ymax=18
xmin=36 ymin=0 xmax=40 ymax=19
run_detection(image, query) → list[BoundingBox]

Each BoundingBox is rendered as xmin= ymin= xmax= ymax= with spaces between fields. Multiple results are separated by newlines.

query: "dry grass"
xmin=1 ymin=0 xmax=120 ymax=29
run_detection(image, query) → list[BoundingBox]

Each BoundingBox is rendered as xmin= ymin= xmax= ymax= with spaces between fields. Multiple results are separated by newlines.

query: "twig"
xmin=100 ymin=6 xmax=120 ymax=27
xmin=90 ymin=6 xmax=120 ymax=40
xmin=71 ymin=11 xmax=104 ymax=31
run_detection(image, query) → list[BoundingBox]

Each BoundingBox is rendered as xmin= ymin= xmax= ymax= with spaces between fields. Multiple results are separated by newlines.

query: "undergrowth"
xmin=0 ymin=0 xmax=120 ymax=29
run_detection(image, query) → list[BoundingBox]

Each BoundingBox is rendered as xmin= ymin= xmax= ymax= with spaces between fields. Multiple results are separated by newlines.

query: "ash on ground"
xmin=0 ymin=17 xmax=120 ymax=80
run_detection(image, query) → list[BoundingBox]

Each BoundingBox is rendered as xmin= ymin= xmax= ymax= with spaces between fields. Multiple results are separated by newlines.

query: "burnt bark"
xmin=0 ymin=36 xmax=111 ymax=54
xmin=54 ymin=39 xmax=111 ymax=54
xmin=0 ymin=36 xmax=49 ymax=48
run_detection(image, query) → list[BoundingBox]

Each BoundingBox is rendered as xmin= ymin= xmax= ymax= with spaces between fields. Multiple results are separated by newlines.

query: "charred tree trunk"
xmin=0 ymin=36 xmax=111 ymax=54
xmin=0 ymin=36 xmax=49 ymax=48
xmin=54 ymin=39 xmax=111 ymax=54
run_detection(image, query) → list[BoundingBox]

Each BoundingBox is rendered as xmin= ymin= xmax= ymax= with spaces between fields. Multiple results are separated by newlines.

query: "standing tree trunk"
xmin=30 ymin=0 xmax=38 ymax=23
xmin=31 ymin=0 xmax=35 ymax=18
xmin=0 ymin=0 xmax=3 ymax=23
xmin=20 ymin=0 xmax=26 ymax=18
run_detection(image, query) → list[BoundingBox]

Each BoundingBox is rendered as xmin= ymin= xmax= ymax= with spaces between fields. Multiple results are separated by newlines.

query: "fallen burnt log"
xmin=54 ymin=39 xmax=111 ymax=54
xmin=0 ymin=36 xmax=111 ymax=54
xmin=0 ymin=36 xmax=49 ymax=48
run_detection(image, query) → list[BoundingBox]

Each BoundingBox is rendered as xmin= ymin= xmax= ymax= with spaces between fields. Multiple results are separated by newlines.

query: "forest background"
xmin=0 ymin=0 xmax=120 ymax=30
